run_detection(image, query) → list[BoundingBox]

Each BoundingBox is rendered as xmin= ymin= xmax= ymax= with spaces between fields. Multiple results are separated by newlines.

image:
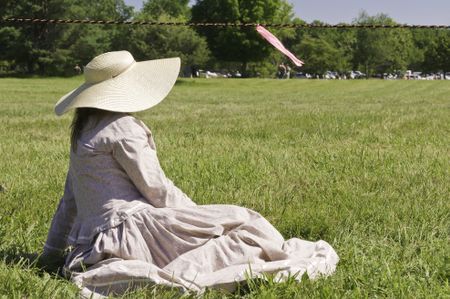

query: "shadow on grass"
xmin=0 ymin=246 xmax=65 ymax=277
xmin=175 ymin=79 xmax=195 ymax=85
xmin=0 ymin=246 xmax=37 ymax=264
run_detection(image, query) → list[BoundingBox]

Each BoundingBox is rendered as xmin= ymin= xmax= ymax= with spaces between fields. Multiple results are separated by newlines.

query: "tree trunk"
xmin=365 ymin=62 xmax=369 ymax=79
xmin=241 ymin=61 xmax=248 ymax=78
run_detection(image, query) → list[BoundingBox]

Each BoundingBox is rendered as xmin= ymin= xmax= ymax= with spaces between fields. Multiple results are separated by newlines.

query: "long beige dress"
xmin=43 ymin=114 xmax=338 ymax=298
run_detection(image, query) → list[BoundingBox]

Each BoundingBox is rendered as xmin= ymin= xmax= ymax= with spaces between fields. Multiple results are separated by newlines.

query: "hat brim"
xmin=54 ymin=57 xmax=181 ymax=116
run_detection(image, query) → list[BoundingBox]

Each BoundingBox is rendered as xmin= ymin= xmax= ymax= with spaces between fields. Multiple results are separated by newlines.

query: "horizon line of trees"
xmin=0 ymin=0 xmax=449 ymax=77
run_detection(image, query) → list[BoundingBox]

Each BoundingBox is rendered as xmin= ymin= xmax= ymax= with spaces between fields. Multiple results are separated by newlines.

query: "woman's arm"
xmin=42 ymin=169 xmax=77 ymax=259
xmin=113 ymin=128 xmax=196 ymax=208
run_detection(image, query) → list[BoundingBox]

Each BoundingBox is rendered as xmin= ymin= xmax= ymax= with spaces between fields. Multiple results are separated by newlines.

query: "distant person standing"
xmin=277 ymin=63 xmax=286 ymax=79
xmin=285 ymin=64 xmax=291 ymax=79
xmin=74 ymin=64 xmax=82 ymax=75
xmin=190 ymin=65 xmax=199 ymax=78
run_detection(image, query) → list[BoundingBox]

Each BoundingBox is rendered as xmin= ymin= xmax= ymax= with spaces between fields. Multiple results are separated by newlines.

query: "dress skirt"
xmin=64 ymin=204 xmax=338 ymax=298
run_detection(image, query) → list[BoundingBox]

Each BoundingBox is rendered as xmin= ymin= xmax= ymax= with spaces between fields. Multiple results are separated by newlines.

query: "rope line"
xmin=1 ymin=17 xmax=449 ymax=29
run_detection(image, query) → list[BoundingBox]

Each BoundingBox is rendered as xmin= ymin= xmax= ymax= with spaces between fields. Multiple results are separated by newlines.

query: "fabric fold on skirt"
xmin=64 ymin=205 xmax=339 ymax=298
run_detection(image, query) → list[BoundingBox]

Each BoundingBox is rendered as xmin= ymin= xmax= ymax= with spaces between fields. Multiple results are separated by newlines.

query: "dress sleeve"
xmin=43 ymin=168 xmax=77 ymax=256
xmin=113 ymin=130 xmax=196 ymax=208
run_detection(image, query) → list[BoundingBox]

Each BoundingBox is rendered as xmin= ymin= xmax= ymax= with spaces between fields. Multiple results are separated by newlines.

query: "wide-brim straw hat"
xmin=54 ymin=51 xmax=181 ymax=116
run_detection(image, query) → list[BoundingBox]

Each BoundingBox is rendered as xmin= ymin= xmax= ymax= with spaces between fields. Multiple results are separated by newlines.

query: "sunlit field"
xmin=0 ymin=77 xmax=448 ymax=298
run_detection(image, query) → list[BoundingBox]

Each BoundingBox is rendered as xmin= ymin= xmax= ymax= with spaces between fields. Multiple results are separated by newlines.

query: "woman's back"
xmin=71 ymin=114 xmax=148 ymax=220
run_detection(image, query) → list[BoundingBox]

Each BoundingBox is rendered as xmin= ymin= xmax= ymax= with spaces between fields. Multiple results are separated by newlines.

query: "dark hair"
xmin=70 ymin=108 xmax=112 ymax=152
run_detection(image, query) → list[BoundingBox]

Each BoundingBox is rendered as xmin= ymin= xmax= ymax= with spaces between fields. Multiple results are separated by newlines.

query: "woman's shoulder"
xmin=105 ymin=114 xmax=151 ymax=142
xmin=75 ymin=114 xmax=152 ymax=153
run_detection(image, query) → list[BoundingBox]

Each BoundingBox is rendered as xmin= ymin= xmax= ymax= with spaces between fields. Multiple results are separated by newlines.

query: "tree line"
xmin=0 ymin=0 xmax=449 ymax=77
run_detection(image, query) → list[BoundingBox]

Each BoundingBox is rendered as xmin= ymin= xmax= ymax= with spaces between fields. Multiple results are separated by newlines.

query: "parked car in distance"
xmin=348 ymin=71 xmax=366 ymax=79
xmin=423 ymin=73 xmax=436 ymax=80
xmin=405 ymin=70 xmax=423 ymax=80
xmin=198 ymin=70 xmax=231 ymax=78
xmin=295 ymin=72 xmax=312 ymax=79
xmin=354 ymin=71 xmax=366 ymax=79
xmin=383 ymin=73 xmax=398 ymax=80
xmin=324 ymin=71 xmax=337 ymax=79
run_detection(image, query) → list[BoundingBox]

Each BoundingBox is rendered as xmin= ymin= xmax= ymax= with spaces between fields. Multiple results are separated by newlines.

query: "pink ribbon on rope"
xmin=256 ymin=25 xmax=304 ymax=67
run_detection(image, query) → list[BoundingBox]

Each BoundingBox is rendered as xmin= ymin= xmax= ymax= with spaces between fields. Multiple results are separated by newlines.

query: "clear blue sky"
xmin=124 ymin=0 xmax=449 ymax=25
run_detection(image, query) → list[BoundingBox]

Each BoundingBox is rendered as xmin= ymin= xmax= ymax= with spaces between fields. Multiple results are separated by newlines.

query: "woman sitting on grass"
xmin=40 ymin=51 xmax=338 ymax=297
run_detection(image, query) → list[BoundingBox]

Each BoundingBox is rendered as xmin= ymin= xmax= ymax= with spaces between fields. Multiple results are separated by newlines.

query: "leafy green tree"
xmin=191 ymin=0 xmax=295 ymax=75
xmin=327 ymin=26 xmax=356 ymax=73
xmin=0 ymin=0 xmax=73 ymax=74
xmin=293 ymin=36 xmax=337 ymax=75
xmin=417 ymin=30 xmax=450 ymax=76
xmin=142 ymin=0 xmax=190 ymax=18
xmin=126 ymin=2 xmax=210 ymax=74
xmin=408 ymin=29 xmax=430 ymax=71
xmin=0 ymin=26 xmax=21 ymax=72
xmin=290 ymin=20 xmax=355 ymax=76
xmin=128 ymin=23 xmax=211 ymax=70
xmin=353 ymin=11 xmax=414 ymax=77
xmin=0 ymin=3 xmax=20 ymax=72
xmin=0 ymin=0 xmax=134 ymax=75
xmin=59 ymin=0 xmax=134 ymax=72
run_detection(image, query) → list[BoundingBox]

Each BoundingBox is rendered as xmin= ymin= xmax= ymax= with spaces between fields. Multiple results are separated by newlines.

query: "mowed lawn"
xmin=0 ymin=77 xmax=448 ymax=298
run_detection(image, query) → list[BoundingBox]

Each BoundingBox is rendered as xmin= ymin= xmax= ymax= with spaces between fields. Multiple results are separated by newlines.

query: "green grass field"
xmin=0 ymin=78 xmax=449 ymax=298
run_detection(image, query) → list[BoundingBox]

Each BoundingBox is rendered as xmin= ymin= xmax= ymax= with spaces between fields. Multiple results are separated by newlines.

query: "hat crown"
xmin=84 ymin=51 xmax=135 ymax=84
